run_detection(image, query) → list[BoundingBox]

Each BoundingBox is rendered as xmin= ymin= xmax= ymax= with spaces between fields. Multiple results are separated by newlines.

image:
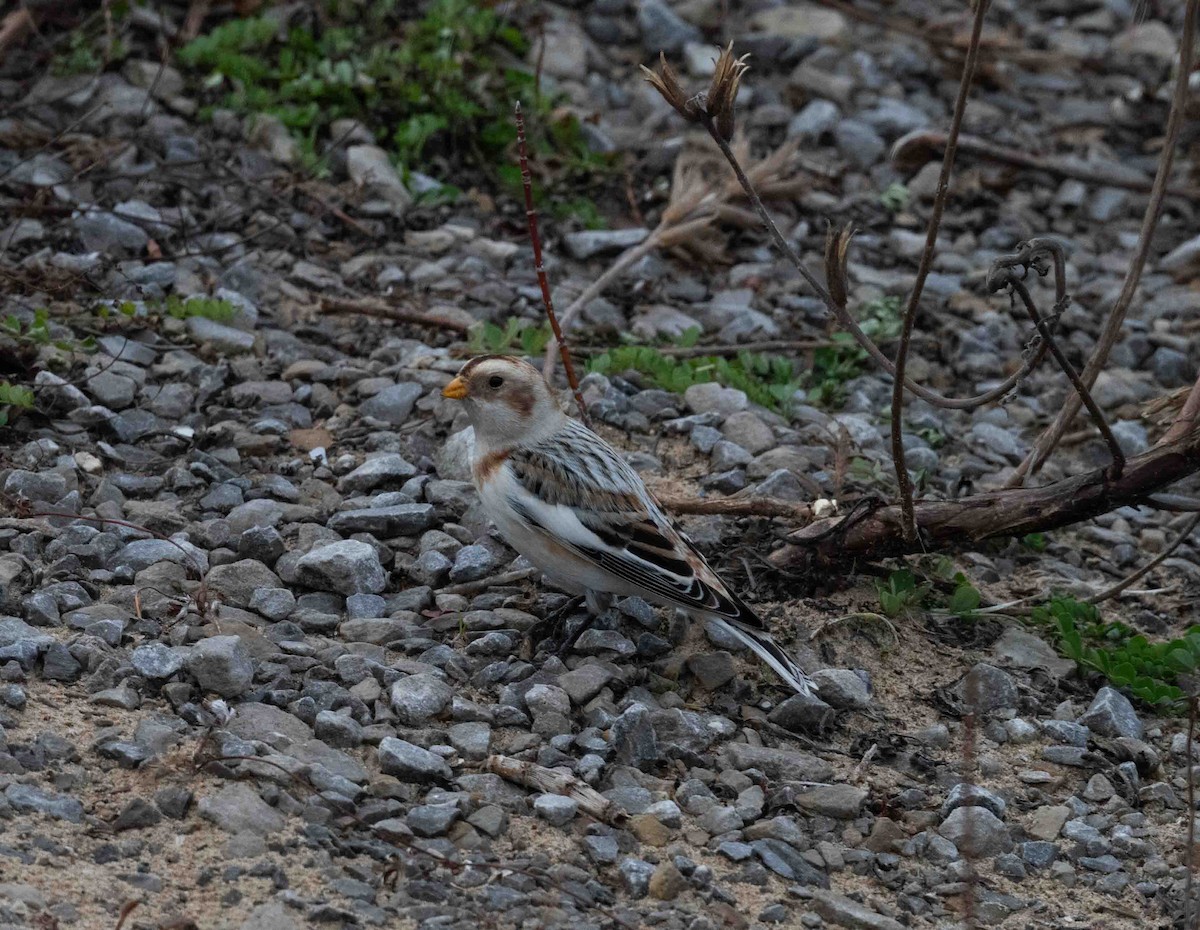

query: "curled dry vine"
xmin=639 ymin=21 xmax=1200 ymax=564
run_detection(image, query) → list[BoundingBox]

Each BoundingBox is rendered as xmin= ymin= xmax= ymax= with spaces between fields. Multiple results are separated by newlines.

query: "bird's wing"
xmin=502 ymin=420 xmax=765 ymax=629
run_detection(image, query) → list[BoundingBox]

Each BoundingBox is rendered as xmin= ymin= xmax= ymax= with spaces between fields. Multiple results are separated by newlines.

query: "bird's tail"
xmin=712 ymin=617 xmax=817 ymax=698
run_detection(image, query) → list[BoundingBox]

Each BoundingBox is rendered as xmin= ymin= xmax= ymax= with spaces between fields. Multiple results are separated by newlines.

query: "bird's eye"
xmin=488 ymin=375 xmax=504 ymax=389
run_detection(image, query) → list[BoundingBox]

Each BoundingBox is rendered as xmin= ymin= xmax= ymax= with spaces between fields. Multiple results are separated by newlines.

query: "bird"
xmin=441 ymin=354 xmax=815 ymax=697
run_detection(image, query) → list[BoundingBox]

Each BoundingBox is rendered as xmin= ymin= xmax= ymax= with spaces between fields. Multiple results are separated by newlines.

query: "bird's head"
xmin=441 ymin=355 xmax=563 ymax=446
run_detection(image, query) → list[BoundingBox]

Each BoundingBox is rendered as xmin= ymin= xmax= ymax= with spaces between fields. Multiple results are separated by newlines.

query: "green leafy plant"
xmin=1022 ymin=532 xmax=1048 ymax=551
xmin=3 ymin=308 xmax=94 ymax=353
xmin=587 ymin=345 xmax=803 ymax=414
xmin=880 ymin=182 xmax=910 ymax=213
xmin=468 ymin=317 xmax=552 ymax=356
xmin=1036 ymin=596 xmax=1196 ymax=707
xmin=178 ymin=0 xmax=609 ymax=188
xmin=0 ymin=381 xmax=35 ymax=429
xmin=807 ymin=296 xmax=903 ymax=407
xmin=877 ymin=569 xmax=931 ymax=619
xmin=104 ymin=296 xmax=238 ymax=324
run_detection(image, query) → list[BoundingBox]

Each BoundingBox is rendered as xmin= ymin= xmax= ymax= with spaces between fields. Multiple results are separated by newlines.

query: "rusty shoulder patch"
xmin=472 ymin=448 xmax=512 ymax=485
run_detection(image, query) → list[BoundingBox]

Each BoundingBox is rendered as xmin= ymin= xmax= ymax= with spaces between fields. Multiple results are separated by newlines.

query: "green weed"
xmin=3 ymin=308 xmax=94 ymax=354
xmin=1036 ymin=596 xmax=1196 ymax=708
xmin=0 ymin=382 xmax=35 ymax=429
xmin=808 ymin=296 xmax=903 ymax=407
xmin=877 ymin=566 xmax=980 ymax=619
xmin=880 ymin=182 xmax=910 ymax=213
xmin=178 ymin=0 xmax=609 ymax=189
xmin=468 ymin=317 xmax=552 ymax=356
xmin=587 ymin=345 xmax=803 ymax=415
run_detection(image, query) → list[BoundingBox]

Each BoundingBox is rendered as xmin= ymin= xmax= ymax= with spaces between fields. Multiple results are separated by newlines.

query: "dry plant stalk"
xmin=1008 ymin=0 xmax=1199 ymax=485
xmin=890 ymin=0 xmax=990 ymax=542
xmin=485 ymin=754 xmax=627 ymax=825
xmin=515 ymin=101 xmax=589 ymax=424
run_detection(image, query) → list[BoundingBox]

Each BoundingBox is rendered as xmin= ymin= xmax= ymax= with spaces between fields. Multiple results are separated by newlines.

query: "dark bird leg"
xmin=553 ymin=590 xmax=613 ymax=658
xmin=526 ymin=593 xmax=586 ymax=653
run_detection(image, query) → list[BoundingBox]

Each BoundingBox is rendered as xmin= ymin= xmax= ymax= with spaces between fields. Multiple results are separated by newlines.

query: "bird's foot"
xmin=526 ymin=594 xmax=586 ymax=653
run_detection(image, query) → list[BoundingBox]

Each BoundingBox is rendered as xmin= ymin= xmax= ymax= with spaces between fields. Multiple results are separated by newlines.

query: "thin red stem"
xmin=515 ymin=101 xmax=589 ymax=425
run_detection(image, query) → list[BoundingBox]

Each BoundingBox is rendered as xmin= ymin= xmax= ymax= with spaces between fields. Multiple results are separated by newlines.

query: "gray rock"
xmin=249 ymin=586 xmax=296 ymax=621
xmin=328 ymin=504 xmax=436 ymax=536
xmin=314 ymin=710 xmax=362 ymax=748
xmin=197 ymin=783 xmax=285 ymax=835
xmin=687 ymin=651 xmax=736 ymax=689
xmin=724 ymin=743 xmax=834 ymax=781
xmin=296 ymin=540 xmax=386 ymax=595
xmin=752 ymin=838 xmax=829 ymax=886
xmin=131 ymin=642 xmax=185 ymax=680
xmin=533 ymin=793 xmax=578 ymax=826
xmin=788 ymin=99 xmax=841 ymax=141
xmin=959 ymin=663 xmax=1018 ymax=713
xmin=941 ymin=783 xmax=1006 ymax=819
xmin=337 ymin=454 xmax=417 ymax=493
xmin=378 ymin=737 xmax=452 ymax=781
xmin=1151 ymin=347 xmax=1194 ymax=388
xmin=768 ymin=692 xmax=837 ymax=732
xmin=558 ymin=664 xmax=615 ymax=705
xmin=186 ymin=317 xmax=255 ymax=353
xmin=449 ymin=544 xmax=498 ymax=583
xmin=619 ymin=857 xmax=656 ymax=898
xmin=811 ymin=668 xmax=872 ymax=709
xmin=205 ymin=559 xmax=283 ymax=608
xmin=227 ymin=702 xmax=314 ymax=745
xmin=638 ymin=0 xmax=701 ymax=53
xmin=390 ymin=673 xmax=453 ymax=725
xmin=113 ymin=797 xmax=163 ymax=832
xmin=564 ymin=228 xmax=649 ymax=259
xmin=408 ymin=802 xmax=460 ymax=837
xmin=684 ymin=382 xmax=748 ymax=415
xmin=43 ymin=642 xmax=82 ymax=680
xmin=1078 ymin=686 xmax=1143 ymax=739
xmin=794 ymin=784 xmax=867 ymax=819
xmin=187 ymin=635 xmax=254 ymax=697
xmin=359 ymin=383 xmax=423 ymax=425
xmin=834 ymin=119 xmax=886 ymax=169
xmin=74 ymin=210 xmax=148 ymax=254
xmin=5 ymin=783 xmax=84 ymax=822
xmin=410 ymin=549 xmax=453 ymax=587
xmin=811 ymin=890 xmax=905 ymax=930
xmin=346 ymin=144 xmax=411 ymax=213
xmin=4 ymin=470 xmax=67 ymax=504
xmin=939 ymin=806 xmax=1012 ymax=857
xmin=110 ymin=537 xmax=207 ymax=574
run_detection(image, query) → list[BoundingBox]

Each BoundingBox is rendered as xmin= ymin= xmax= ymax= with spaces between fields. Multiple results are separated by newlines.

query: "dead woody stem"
xmin=891 ymin=0 xmax=991 ymax=542
xmin=515 ymin=101 xmax=589 ymax=424
xmin=1008 ymin=0 xmax=1199 ymax=485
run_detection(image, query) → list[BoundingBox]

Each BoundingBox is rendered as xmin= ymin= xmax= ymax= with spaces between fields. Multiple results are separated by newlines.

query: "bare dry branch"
xmin=891 ymin=130 xmax=1200 ymax=202
xmin=890 ymin=0 xmax=990 ymax=542
xmin=485 ymin=755 xmax=627 ymax=825
xmin=1087 ymin=512 xmax=1200 ymax=605
xmin=1009 ymin=0 xmax=1199 ymax=484
xmin=516 ymin=101 xmax=589 ymax=424
xmin=773 ymin=426 xmax=1200 ymax=566
xmin=318 ymin=295 xmax=471 ymax=334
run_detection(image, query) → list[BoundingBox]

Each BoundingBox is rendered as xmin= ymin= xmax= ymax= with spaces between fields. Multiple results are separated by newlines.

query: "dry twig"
xmin=1087 ymin=512 xmax=1200 ymax=605
xmin=1008 ymin=0 xmax=1199 ymax=484
xmin=515 ymin=102 xmax=588 ymax=423
xmin=890 ymin=0 xmax=990 ymax=542
xmin=318 ymin=295 xmax=470 ymax=334
xmin=485 ymin=754 xmax=627 ymax=825
xmin=891 ymin=130 xmax=1200 ymax=202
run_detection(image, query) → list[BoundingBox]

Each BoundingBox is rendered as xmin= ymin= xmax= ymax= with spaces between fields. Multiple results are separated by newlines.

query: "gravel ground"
xmin=1 ymin=1 xmax=1199 ymax=928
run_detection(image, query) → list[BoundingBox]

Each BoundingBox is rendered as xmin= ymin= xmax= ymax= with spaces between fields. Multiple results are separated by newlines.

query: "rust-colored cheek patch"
xmin=473 ymin=448 xmax=512 ymax=485
xmin=505 ymin=387 xmax=535 ymax=417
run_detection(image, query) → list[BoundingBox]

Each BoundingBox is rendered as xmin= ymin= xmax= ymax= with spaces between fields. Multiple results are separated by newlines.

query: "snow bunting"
xmin=441 ymin=355 xmax=815 ymax=697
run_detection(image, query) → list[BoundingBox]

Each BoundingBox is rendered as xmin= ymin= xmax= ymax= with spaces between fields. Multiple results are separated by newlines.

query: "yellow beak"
xmin=442 ymin=376 xmax=469 ymax=400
